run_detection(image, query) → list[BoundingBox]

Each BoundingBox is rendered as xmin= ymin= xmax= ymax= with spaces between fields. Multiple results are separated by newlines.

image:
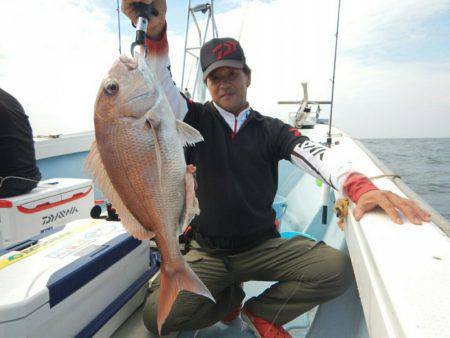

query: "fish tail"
xmin=156 ymin=264 xmax=214 ymax=335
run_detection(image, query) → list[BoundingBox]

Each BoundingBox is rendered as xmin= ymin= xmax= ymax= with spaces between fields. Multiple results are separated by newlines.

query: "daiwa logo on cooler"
xmin=42 ymin=206 xmax=79 ymax=225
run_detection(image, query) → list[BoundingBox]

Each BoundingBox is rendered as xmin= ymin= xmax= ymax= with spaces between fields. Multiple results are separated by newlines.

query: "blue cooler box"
xmin=273 ymin=195 xmax=288 ymax=227
xmin=0 ymin=219 xmax=157 ymax=338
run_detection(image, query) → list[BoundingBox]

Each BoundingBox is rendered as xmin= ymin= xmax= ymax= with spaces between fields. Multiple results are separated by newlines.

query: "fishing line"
xmin=116 ymin=0 xmax=122 ymax=55
xmin=264 ymin=269 xmax=308 ymax=336
xmin=238 ymin=0 xmax=251 ymax=42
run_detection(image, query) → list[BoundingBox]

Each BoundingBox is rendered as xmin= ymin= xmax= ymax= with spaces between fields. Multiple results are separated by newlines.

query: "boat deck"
xmin=111 ymin=267 xmax=368 ymax=338
xmin=112 ymin=274 xmax=327 ymax=338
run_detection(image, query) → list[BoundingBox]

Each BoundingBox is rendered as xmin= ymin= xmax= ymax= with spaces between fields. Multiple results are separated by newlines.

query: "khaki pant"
xmin=143 ymin=236 xmax=352 ymax=336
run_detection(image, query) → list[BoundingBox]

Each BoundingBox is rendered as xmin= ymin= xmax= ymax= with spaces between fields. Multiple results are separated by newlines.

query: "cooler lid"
xmin=0 ymin=178 xmax=92 ymax=207
xmin=0 ymin=219 xmax=141 ymax=322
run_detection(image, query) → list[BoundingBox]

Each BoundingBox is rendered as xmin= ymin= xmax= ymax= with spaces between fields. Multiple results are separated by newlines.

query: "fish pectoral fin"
xmin=83 ymin=141 xmax=155 ymax=240
xmin=146 ymin=120 xmax=163 ymax=192
xmin=146 ymin=109 xmax=161 ymax=128
xmin=145 ymin=111 xmax=163 ymax=187
xmin=176 ymin=120 xmax=204 ymax=147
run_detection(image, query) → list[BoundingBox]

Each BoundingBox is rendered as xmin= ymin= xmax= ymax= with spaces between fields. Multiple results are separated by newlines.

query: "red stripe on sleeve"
xmin=145 ymin=22 xmax=168 ymax=55
xmin=343 ymin=173 xmax=378 ymax=203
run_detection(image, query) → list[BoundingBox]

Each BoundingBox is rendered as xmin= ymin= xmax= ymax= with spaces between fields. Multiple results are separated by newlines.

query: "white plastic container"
xmin=0 ymin=178 xmax=94 ymax=248
xmin=0 ymin=219 xmax=157 ymax=338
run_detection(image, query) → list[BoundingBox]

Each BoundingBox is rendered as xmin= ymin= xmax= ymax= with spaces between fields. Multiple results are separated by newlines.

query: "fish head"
xmin=94 ymin=53 xmax=159 ymax=124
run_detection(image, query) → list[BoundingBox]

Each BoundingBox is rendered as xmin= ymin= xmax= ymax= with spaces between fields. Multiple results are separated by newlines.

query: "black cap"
xmin=200 ymin=37 xmax=246 ymax=81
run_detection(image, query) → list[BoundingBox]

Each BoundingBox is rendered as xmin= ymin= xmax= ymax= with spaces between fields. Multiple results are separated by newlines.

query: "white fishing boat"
xmin=3 ymin=111 xmax=448 ymax=338
xmin=1 ymin=1 xmax=449 ymax=337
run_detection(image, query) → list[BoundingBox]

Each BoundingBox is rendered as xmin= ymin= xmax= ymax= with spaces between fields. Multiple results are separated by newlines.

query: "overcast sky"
xmin=0 ymin=0 xmax=449 ymax=138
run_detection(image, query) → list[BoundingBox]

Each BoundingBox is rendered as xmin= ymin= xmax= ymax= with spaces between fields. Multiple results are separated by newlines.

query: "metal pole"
xmin=327 ymin=0 xmax=342 ymax=146
xmin=116 ymin=0 xmax=122 ymax=55
xmin=193 ymin=10 xmax=211 ymax=98
xmin=181 ymin=1 xmax=218 ymax=101
xmin=211 ymin=0 xmax=219 ymax=38
xmin=181 ymin=0 xmax=192 ymax=89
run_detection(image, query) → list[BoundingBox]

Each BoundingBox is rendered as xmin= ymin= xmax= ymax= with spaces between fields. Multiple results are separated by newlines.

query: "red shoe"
xmin=221 ymin=304 xmax=242 ymax=325
xmin=241 ymin=308 xmax=292 ymax=338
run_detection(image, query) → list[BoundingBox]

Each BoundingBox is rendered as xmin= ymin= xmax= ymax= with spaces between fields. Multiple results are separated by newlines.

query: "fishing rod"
xmin=322 ymin=0 xmax=342 ymax=225
xmin=327 ymin=0 xmax=342 ymax=147
xmin=116 ymin=0 xmax=122 ymax=54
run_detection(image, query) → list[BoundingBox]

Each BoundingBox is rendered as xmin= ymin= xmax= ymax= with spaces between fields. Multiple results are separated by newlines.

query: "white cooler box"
xmin=0 ymin=219 xmax=157 ymax=338
xmin=0 ymin=178 xmax=94 ymax=248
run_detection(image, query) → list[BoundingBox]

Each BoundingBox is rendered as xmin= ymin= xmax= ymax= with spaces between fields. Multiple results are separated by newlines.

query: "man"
xmin=122 ymin=2 xmax=430 ymax=337
xmin=0 ymin=88 xmax=41 ymax=198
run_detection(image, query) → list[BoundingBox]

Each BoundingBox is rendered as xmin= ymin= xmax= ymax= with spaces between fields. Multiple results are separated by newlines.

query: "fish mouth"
xmin=127 ymin=91 xmax=151 ymax=104
xmin=119 ymin=55 xmax=138 ymax=70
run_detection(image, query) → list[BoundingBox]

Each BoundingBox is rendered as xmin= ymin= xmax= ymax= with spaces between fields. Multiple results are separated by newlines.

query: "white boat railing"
xmin=34 ymin=131 xmax=94 ymax=160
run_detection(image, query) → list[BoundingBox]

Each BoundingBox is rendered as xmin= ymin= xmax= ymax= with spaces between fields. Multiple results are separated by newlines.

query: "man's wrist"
xmin=130 ymin=19 xmax=166 ymax=40
xmin=145 ymin=22 xmax=168 ymax=55
xmin=146 ymin=26 xmax=165 ymax=40
xmin=146 ymin=21 xmax=167 ymax=41
xmin=343 ymin=173 xmax=378 ymax=203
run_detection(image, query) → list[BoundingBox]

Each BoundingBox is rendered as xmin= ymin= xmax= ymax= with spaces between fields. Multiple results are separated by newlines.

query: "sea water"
xmin=362 ymin=138 xmax=450 ymax=222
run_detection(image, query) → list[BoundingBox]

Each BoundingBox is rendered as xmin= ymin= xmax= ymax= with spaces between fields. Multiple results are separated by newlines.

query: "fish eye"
xmin=104 ymin=80 xmax=119 ymax=95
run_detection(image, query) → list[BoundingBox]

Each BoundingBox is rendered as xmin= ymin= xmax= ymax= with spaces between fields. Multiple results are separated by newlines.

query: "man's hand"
xmin=354 ymin=190 xmax=431 ymax=225
xmin=121 ymin=0 xmax=167 ymax=39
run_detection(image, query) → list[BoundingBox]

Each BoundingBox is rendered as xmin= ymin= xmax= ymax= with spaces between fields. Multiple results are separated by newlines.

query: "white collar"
xmin=213 ymin=102 xmax=251 ymax=121
xmin=213 ymin=102 xmax=251 ymax=133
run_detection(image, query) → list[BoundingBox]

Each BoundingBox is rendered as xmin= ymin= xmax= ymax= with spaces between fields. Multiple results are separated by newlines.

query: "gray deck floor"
xmin=112 ymin=280 xmax=313 ymax=338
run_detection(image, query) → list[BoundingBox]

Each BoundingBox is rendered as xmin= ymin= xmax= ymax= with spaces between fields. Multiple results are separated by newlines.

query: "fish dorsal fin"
xmin=176 ymin=120 xmax=204 ymax=147
xmin=83 ymin=141 xmax=155 ymax=240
